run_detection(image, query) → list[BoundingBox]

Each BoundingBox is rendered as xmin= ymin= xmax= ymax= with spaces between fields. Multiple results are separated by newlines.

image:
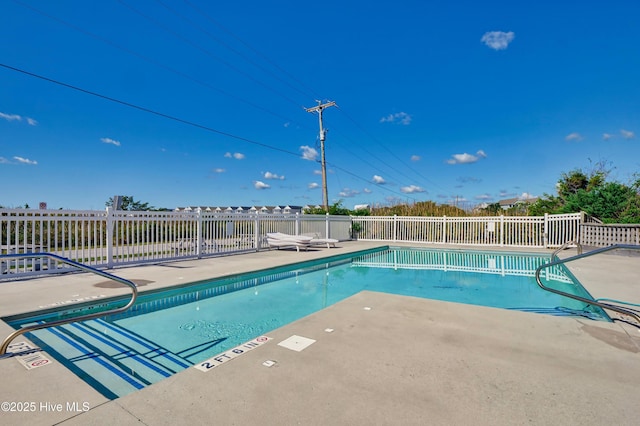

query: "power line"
xmin=12 ymin=0 xmax=306 ymax=128
xmin=0 ymin=62 xmax=418 ymax=202
xmin=111 ymin=1 xmax=438 ymax=198
xmin=10 ymin=1 xmax=421 ymax=202
xmin=157 ymin=0 xmax=317 ymax=102
xmin=326 ymin=126 xmax=432 ymax=191
xmin=117 ymin=0 xmax=304 ymax=110
xmin=335 ymin=105 xmax=451 ymax=194
xmin=182 ymin=0 xmax=323 ymax=101
xmin=0 ymin=62 xmax=298 ymax=158
xmin=9 ymin=2 xmax=442 ymax=203
xmin=122 ymin=1 xmax=452 ymax=199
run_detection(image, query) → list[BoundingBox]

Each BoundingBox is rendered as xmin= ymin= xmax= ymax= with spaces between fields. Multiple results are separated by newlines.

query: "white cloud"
xmin=446 ymin=150 xmax=487 ymax=165
xmin=457 ymin=176 xmax=482 ymax=183
xmin=13 ymin=156 xmax=38 ymax=165
xmin=372 ymin=175 xmax=386 ymax=184
xmin=603 ymin=133 xmax=613 ymax=141
xmin=0 ymin=157 xmax=10 ymax=164
xmin=363 ymin=188 xmax=372 ymax=194
xmin=0 ymin=112 xmax=38 ymax=125
xmin=621 ymin=129 xmax=635 ymax=139
xmin=213 ymin=168 xmax=225 ymax=173
xmin=253 ymin=181 xmax=270 ymax=190
xmin=410 ymin=155 xmax=421 ymax=161
xmin=520 ymin=192 xmax=536 ymax=199
xmin=264 ymin=171 xmax=285 ymax=180
xmin=400 ymin=185 xmax=425 ymax=194
xmin=0 ymin=112 xmax=22 ymax=122
xmin=308 ymin=182 xmax=320 ymax=189
xmin=283 ymin=122 xmax=290 ymax=128
xmin=224 ymin=152 xmax=245 ymax=159
xmin=313 ymin=169 xmax=322 ymax=175
xmin=380 ymin=112 xmax=412 ymax=125
xmin=474 ymin=194 xmax=492 ymax=200
xmin=101 ymin=137 xmax=121 ymax=147
xmin=481 ymin=31 xmax=515 ymax=50
xmin=338 ymin=188 xmax=360 ymax=197
xmin=565 ymin=132 xmax=583 ymax=142
xmin=300 ymin=145 xmax=318 ymax=161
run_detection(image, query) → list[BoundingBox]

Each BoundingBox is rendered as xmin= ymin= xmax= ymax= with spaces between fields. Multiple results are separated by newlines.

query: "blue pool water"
xmin=5 ymin=247 xmax=606 ymax=399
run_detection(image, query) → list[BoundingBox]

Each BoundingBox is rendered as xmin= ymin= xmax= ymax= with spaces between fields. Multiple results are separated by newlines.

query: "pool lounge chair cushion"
xmin=266 ymin=232 xmax=312 ymax=252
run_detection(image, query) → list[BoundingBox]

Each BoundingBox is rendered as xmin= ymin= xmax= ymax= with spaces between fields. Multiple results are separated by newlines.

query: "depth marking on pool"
xmin=38 ymin=294 xmax=107 ymax=309
xmin=8 ymin=341 xmax=52 ymax=370
xmin=195 ymin=336 xmax=272 ymax=372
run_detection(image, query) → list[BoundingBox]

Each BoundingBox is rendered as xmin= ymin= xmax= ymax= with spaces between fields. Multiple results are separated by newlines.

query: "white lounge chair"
xmin=266 ymin=232 xmax=312 ymax=252
xmin=302 ymin=232 xmax=339 ymax=248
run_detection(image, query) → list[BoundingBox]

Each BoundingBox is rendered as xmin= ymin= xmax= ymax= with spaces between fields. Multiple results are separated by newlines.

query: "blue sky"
xmin=1 ymin=0 xmax=639 ymax=210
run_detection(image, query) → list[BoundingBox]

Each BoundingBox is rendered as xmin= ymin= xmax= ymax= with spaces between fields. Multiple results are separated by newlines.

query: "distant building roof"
xmin=174 ymin=205 xmax=304 ymax=213
xmin=499 ymin=197 xmax=538 ymax=209
xmin=499 ymin=197 xmax=519 ymax=207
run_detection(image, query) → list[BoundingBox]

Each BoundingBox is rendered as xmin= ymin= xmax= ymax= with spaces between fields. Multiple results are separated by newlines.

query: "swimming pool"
xmin=4 ymin=247 xmax=606 ymax=399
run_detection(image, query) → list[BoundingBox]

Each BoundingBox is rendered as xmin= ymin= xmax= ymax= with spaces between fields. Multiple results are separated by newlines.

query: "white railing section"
xmin=1 ymin=209 xmax=603 ymax=279
xmin=580 ymin=223 xmax=640 ymax=247
xmin=1 ymin=208 xmax=351 ymax=278
xmin=0 ymin=209 xmax=109 ymax=274
xmin=545 ymin=212 xmax=583 ymax=247
xmin=352 ymin=213 xmax=582 ymax=248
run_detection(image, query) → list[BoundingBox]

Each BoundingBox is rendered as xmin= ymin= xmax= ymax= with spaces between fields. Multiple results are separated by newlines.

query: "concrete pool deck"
xmin=0 ymin=242 xmax=638 ymax=425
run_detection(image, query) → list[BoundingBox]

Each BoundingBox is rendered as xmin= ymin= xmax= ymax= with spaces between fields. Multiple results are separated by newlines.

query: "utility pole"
xmin=305 ymin=100 xmax=336 ymax=212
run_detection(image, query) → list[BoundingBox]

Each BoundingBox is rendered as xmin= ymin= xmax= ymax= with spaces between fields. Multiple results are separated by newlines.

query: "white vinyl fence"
xmin=1 ymin=209 xmax=587 ymax=280
xmin=580 ymin=223 xmax=640 ymax=247
xmin=351 ymin=213 xmax=583 ymax=248
xmin=0 ymin=208 xmax=351 ymax=279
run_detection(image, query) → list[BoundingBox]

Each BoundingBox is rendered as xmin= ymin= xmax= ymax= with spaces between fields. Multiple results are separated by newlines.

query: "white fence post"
xmin=393 ymin=215 xmax=398 ymax=242
xmin=106 ymin=207 xmax=114 ymax=269
xmin=196 ymin=209 xmax=203 ymax=258
xmin=254 ymin=215 xmax=260 ymax=251
xmin=543 ymin=213 xmax=549 ymax=248
xmin=442 ymin=215 xmax=447 ymax=244
xmin=500 ymin=215 xmax=504 ymax=247
xmin=325 ymin=213 xmax=330 ymax=239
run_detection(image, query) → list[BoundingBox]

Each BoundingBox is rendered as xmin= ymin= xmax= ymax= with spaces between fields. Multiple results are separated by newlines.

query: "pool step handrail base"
xmin=0 ymin=252 xmax=138 ymax=355
xmin=535 ymin=244 xmax=640 ymax=327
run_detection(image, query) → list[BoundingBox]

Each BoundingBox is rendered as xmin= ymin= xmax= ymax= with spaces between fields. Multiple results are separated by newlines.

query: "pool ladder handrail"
xmin=535 ymin=243 xmax=640 ymax=326
xmin=551 ymin=240 xmax=583 ymax=258
xmin=0 ymin=252 xmax=138 ymax=356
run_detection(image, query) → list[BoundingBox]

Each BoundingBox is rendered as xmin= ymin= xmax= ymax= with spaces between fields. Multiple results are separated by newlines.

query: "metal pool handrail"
xmin=551 ymin=240 xmax=583 ymax=259
xmin=535 ymin=244 xmax=640 ymax=326
xmin=0 ymin=252 xmax=138 ymax=356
